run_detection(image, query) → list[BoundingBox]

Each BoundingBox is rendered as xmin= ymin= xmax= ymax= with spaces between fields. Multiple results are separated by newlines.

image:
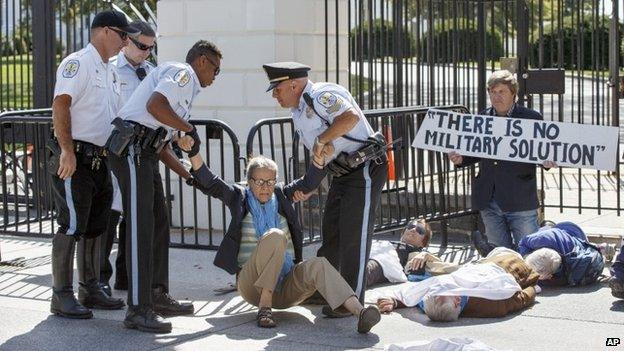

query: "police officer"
xmin=262 ymin=62 xmax=388 ymax=308
xmin=100 ymin=20 xmax=157 ymax=295
xmin=107 ymin=40 xmax=222 ymax=333
xmin=49 ymin=10 xmax=135 ymax=319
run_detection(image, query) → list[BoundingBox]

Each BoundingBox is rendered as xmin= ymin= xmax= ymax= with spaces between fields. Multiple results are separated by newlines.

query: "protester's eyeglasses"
xmin=204 ymin=55 xmax=220 ymax=76
xmin=108 ymin=27 xmax=128 ymax=40
xmin=130 ymin=37 xmax=155 ymax=51
xmin=249 ymin=178 xmax=277 ymax=187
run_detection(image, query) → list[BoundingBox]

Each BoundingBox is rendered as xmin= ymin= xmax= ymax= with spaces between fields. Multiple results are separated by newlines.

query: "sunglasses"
xmin=108 ymin=27 xmax=129 ymax=40
xmin=130 ymin=37 xmax=155 ymax=51
xmin=249 ymin=178 xmax=276 ymax=187
xmin=406 ymin=221 xmax=426 ymax=235
xmin=204 ymin=55 xmax=220 ymax=76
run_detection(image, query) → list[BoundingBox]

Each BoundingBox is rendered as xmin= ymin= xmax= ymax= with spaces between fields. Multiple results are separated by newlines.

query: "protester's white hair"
xmin=524 ymin=248 xmax=561 ymax=277
xmin=422 ymin=296 xmax=461 ymax=322
xmin=246 ymin=155 xmax=278 ymax=181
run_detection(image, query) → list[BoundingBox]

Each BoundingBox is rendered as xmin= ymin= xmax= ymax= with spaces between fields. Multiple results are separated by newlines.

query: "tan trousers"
xmin=237 ymin=230 xmax=356 ymax=310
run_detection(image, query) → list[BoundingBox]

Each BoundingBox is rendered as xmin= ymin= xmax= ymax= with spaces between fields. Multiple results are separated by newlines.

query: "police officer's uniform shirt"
xmin=291 ymin=81 xmax=374 ymax=162
xmin=118 ymin=61 xmax=200 ymax=139
xmin=54 ymin=43 xmax=121 ymax=146
xmin=110 ymin=53 xmax=154 ymax=111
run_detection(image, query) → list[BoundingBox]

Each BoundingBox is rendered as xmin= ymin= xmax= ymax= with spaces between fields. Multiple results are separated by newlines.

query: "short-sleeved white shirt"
xmin=53 ymin=43 xmax=121 ymax=147
xmin=290 ymin=81 xmax=374 ymax=162
xmin=109 ymin=53 xmax=154 ymax=112
xmin=118 ymin=61 xmax=201 ymax=139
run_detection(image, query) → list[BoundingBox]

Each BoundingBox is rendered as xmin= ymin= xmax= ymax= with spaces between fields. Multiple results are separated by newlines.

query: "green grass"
xmin=0 ymin=54 xmax=33 ymax=110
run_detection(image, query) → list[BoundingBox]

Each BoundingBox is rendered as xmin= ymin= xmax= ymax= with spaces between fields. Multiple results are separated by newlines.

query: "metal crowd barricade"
xmin=164 ymin=119 xmax=243 ymax=250
xmin=0 ymin=110 xmax=243 ymax=251
xmin=246 ymin=104 xmax=478 ymax=246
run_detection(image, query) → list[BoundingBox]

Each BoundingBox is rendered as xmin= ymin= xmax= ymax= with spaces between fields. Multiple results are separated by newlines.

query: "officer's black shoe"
xmin=99 ymin=282 xmax=112 ymax=297
xmin=609 ymin=277 xmax=624 ymax=299
xmin=114 ymin=280 xmax=128 ymax=291
xmin=124 ymin=306 xmax=172 ymax=333
xmin=50 ymin=288 xmax=93 ymax=319
xmin=321 ymin=305 xmax=352 ymax=318
xmin=471 ymin=230 xmax=495 ymax=257
xmin=78 ymin=280 xmax=125 ymax=310
xmin=152 ymin=287 xmax=194 ymax=317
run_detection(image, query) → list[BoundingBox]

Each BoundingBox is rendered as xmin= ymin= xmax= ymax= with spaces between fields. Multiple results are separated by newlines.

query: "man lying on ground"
xmin=518 ymin=221 xmax=605 ymax=286
xmin=185 ymin=152 xmax=381 ymax=333
xmin=366 ymin=219 xmax=433 ymax=288
xmin=376 ymin=248 xmax=540 ymax=321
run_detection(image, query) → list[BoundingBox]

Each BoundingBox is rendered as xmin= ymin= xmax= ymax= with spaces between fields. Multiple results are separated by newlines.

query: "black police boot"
xmin=50 ymin=232 xmax=93 ymax=319
xmin=152 ymin=286 xmax=194 ymax=316
xmin=78 ymin=279 xmax=125 ymax=309
xmin=77 ymin=237 xmax=125 ymax=309
xmin=99 ymin=282 xmax=112 ymax=297
xmin=124 ymin=306 xmax=172 ymax=333
xmin=471 ymin=230 xmax=495 ymax=257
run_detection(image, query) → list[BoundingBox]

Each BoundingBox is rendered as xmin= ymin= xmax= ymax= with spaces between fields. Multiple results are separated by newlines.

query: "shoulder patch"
xmin=62 ymin=60 xmax=80 ymax=78
xmin=174 ymin=69 xmax=191 ymax=87
xmin=316 ymin=92 xmax=337 ymax=108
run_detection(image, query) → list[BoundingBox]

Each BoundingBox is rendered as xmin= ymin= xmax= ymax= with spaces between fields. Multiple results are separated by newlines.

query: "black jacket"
xmin=459 ymin=104 xmax=543 ymax=212
xmin=191 ymin=164 xmax=327 ymax=275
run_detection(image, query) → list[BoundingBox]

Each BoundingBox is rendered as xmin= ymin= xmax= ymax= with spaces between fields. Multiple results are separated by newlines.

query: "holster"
xmin=326 ymin=132 xmax=387 ymax=177
xmin=105 ymin=118 xmax=136 ymax=157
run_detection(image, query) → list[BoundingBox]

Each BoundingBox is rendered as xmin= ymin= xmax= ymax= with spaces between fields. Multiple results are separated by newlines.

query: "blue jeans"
xmin=480 ymin=200 xmax=539 ymax=249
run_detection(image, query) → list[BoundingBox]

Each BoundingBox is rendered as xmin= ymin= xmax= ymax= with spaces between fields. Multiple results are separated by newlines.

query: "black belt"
xmin=74 ymin=140 xmax=108 ymax=157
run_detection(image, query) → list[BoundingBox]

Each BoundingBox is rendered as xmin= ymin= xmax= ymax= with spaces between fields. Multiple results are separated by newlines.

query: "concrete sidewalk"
xmin=1 ymin=233 xmax=623 ymax=351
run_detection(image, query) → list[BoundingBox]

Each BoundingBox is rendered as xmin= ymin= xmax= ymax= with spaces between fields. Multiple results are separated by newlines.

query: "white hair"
xmin=422 ymin=296 xmax=461 ymax=322
xmin=246 ymin=155 xmax=278 ymax=181
xmin=524 ymin=248 xmax=562 ymax=277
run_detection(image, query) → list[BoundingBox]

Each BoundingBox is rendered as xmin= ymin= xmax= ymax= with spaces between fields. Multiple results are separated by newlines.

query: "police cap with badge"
xmin=262 ymin=62 xmax=311 ymax=91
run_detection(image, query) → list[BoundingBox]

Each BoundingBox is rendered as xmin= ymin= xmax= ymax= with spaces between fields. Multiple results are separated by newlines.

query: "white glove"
xmin=534 ymin=285 xmax=542 ymax=294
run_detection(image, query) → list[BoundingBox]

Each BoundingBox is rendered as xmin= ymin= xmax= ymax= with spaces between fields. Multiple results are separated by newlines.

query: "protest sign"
xmin=412 ymin=108 xmax=620 ymax=171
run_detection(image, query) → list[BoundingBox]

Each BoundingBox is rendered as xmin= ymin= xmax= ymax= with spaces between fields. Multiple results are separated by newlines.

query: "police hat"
xmin=262 ymin=62 xmax=311 ymax=92
xmin=91 ymin=10 xmax=140 ymax=36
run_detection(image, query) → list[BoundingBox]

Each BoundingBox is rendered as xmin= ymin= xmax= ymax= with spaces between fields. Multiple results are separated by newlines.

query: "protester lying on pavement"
xmin=185 ymin=152 xmax=381 ymax=333
xmin=366 ymin=219 xmax=433 ymax=288
xmin=376 ymin=248 xmax=540 ymax=321
xmin=518 ymin=221 xmax=605 ymax=286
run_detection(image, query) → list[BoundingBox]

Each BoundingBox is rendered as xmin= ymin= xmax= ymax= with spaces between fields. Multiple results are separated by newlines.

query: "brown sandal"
xmin=257 ymin=307 xmax=277 ymax=328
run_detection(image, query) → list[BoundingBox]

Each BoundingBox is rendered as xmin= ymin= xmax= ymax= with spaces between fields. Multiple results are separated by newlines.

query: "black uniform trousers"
xmin=109 ymin=146 xmax=170 ymax=308
xmin=49 ymin=150 xmax=112 ymax=288
xmin=318 ymin=158 xmax=387 ymax=303
xmin=100 ymin=209 xmax=128 ymax=286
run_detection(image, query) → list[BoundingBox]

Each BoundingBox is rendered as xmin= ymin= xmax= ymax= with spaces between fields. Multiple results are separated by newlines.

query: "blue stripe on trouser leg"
xmin=64 ymin=177 xmax=77 ymax=235
xmin=354 ymin=161 xmax=372 ymax=298
xmin=128 ymin=147 xmax=139 ymax=305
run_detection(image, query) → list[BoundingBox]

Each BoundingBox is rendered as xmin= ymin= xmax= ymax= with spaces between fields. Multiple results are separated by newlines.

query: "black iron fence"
xmin=342 ymin=0 xmax=622 ymax=216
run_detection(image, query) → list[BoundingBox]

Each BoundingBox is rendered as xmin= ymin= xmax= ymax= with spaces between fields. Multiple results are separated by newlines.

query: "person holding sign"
xmin=448 ymin=70 xmax=556 ymax=252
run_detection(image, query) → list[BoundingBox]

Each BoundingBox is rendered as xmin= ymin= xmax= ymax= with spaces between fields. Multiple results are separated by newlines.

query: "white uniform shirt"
xmin=290 ymin=81 xmax=374 ymax=162
xmin=110 ymin=53 xmax=154 ymax=111
xmin=118 ymin=61 xmax=200 ymax=139
xmin=109 ymin=53 xmax=155 ymax=212
xmin=53 ymin=43 xmax=121 ymax=146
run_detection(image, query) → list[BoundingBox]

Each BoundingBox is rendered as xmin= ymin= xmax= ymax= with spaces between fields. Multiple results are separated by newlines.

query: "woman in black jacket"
xmin=186 ymin=153 xmax=380 ymax=333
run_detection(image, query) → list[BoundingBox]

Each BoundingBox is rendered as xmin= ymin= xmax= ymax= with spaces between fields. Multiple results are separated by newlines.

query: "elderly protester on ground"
xmin=366 ymin=219 xmax=433 ymax=288
xmin=376 ymin=248 xmax=540 ymax=322
xmin=184 ymin=152 xmax=381 ymax=333
xmin=448 ymin=70 xmax=556 ymax=253
xmin=517 ymin=221 xmax=605 ymax=287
